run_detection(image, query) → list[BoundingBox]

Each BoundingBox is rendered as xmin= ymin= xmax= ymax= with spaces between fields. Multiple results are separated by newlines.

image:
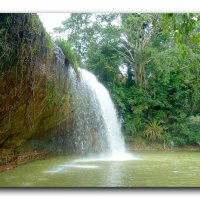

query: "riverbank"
xmin=0 ymin=141 xmax=199 ymax=173
xmin=126 ymin=141 xmax=200 ymax=152
xmin=0 ymin=151 xmax=50 ymax=173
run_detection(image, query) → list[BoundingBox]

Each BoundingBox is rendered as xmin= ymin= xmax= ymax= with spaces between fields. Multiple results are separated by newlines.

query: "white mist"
xmin=69 ymin=67 xmax=133 ymax=160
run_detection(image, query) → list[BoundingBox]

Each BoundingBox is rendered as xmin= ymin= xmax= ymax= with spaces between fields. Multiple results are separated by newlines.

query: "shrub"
xmin=174 ymin=137 xmax=187 ymax=147
xmin=55 ymin=39 xmax=80 ymax=77
xmin=183 ymin=116 xmax=200 ymax=145
xmin=144 ymin=119 xmax=163 ymax=142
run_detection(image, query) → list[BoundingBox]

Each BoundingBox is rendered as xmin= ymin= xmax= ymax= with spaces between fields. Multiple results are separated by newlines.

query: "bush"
xmin=169 ymin=116 xmax=200 ymax=146
xmin=144 ymin=119 xmax=163 ymax=142
xmin=174 ymin=137 xmax=187 ymax=147
xmin=55 ymin=39 xmax=79 ymax=74
xmin=183 ymin=116 xmax=200 ymax=144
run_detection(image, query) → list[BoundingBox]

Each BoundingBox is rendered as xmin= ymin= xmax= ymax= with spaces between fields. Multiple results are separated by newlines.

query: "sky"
xmin=38 ymin=13 xmax=70 ymax=34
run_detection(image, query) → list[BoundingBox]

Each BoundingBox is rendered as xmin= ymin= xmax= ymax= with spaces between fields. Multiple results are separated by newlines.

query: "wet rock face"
xmin=0 ymin=14 xmax=49 ymax=72
xmin=0 ymin=14 xmax=74 ymax=156
xmin=52 ymin=42 xmax=65 ymax=67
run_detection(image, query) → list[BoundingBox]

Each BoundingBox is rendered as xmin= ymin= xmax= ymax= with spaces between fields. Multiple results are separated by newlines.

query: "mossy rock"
xmin=0 ymin=14 xmax=74 ymax=156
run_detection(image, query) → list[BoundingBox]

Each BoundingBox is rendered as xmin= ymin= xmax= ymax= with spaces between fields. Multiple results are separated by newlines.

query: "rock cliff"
xmin=0 ymin=14 xmax=74 ymax=157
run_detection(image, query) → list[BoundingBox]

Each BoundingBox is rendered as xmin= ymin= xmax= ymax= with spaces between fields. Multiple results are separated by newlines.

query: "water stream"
xmin=69 ymin=67 xmax=132 ymax=160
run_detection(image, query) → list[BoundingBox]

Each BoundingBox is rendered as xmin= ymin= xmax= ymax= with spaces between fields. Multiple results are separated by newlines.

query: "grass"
xmin=56 ymin=39 xmax=79 ymax=69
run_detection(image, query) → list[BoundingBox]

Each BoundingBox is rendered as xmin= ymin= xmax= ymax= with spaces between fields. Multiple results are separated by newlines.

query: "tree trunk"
xmin=134 ymin=63 xmax=145 ymax=87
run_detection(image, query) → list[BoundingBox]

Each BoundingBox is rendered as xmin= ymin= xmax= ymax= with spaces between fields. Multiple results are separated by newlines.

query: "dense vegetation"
xmin=54 ymin=13 xmax=200 ymax=148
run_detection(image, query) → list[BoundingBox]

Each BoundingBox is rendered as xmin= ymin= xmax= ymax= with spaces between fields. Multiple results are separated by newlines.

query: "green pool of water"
xmin=0 ymin=151 xmax=200 ymax=187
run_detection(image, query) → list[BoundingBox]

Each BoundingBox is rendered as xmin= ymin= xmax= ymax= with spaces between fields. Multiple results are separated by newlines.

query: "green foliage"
xmin=178 ymin=116 xmax=200 ymax=146
xmin=55 ymin=39 xmax=79 ymax=69
xmin=54 ymin=13 xmax=200 ymax=147
xmin=144 ymin=119 xmax=163 ymax=142
xmin=86 ymin=43 xmax=122 ymax=85
xmin=161 ymin=13 xmax=200 ymax=58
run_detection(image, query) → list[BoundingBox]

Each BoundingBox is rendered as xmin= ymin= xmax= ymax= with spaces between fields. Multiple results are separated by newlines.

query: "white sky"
xmin=38 ymin=13 xmax=70 ymax=34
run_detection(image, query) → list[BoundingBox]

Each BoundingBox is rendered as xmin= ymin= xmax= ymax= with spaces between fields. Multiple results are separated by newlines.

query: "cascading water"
xmin=69 ymin=67 xmax=132 ymax=160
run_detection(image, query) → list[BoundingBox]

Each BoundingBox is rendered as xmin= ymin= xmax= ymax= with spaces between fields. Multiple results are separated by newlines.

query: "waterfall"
xmin=69 ymin=67 xmax=131 ymax=159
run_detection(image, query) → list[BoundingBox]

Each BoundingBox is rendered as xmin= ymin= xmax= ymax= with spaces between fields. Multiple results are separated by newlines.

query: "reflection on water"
xmin=0 ymin=151 xmax=200 ymax=187
xmin=44 ymin=164 xmax=99 ymax=174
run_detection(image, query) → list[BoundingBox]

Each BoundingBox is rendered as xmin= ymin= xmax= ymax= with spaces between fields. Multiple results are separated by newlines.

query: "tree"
xmin=54 ymin=13 xmax=161 ymax=86
xmin=54 ymin=13 xmax=200 ymax=147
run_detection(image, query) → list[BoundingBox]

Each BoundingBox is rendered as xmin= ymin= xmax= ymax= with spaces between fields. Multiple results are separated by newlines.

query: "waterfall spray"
xmin=69 ymin=67 xmax=132 ymax=160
